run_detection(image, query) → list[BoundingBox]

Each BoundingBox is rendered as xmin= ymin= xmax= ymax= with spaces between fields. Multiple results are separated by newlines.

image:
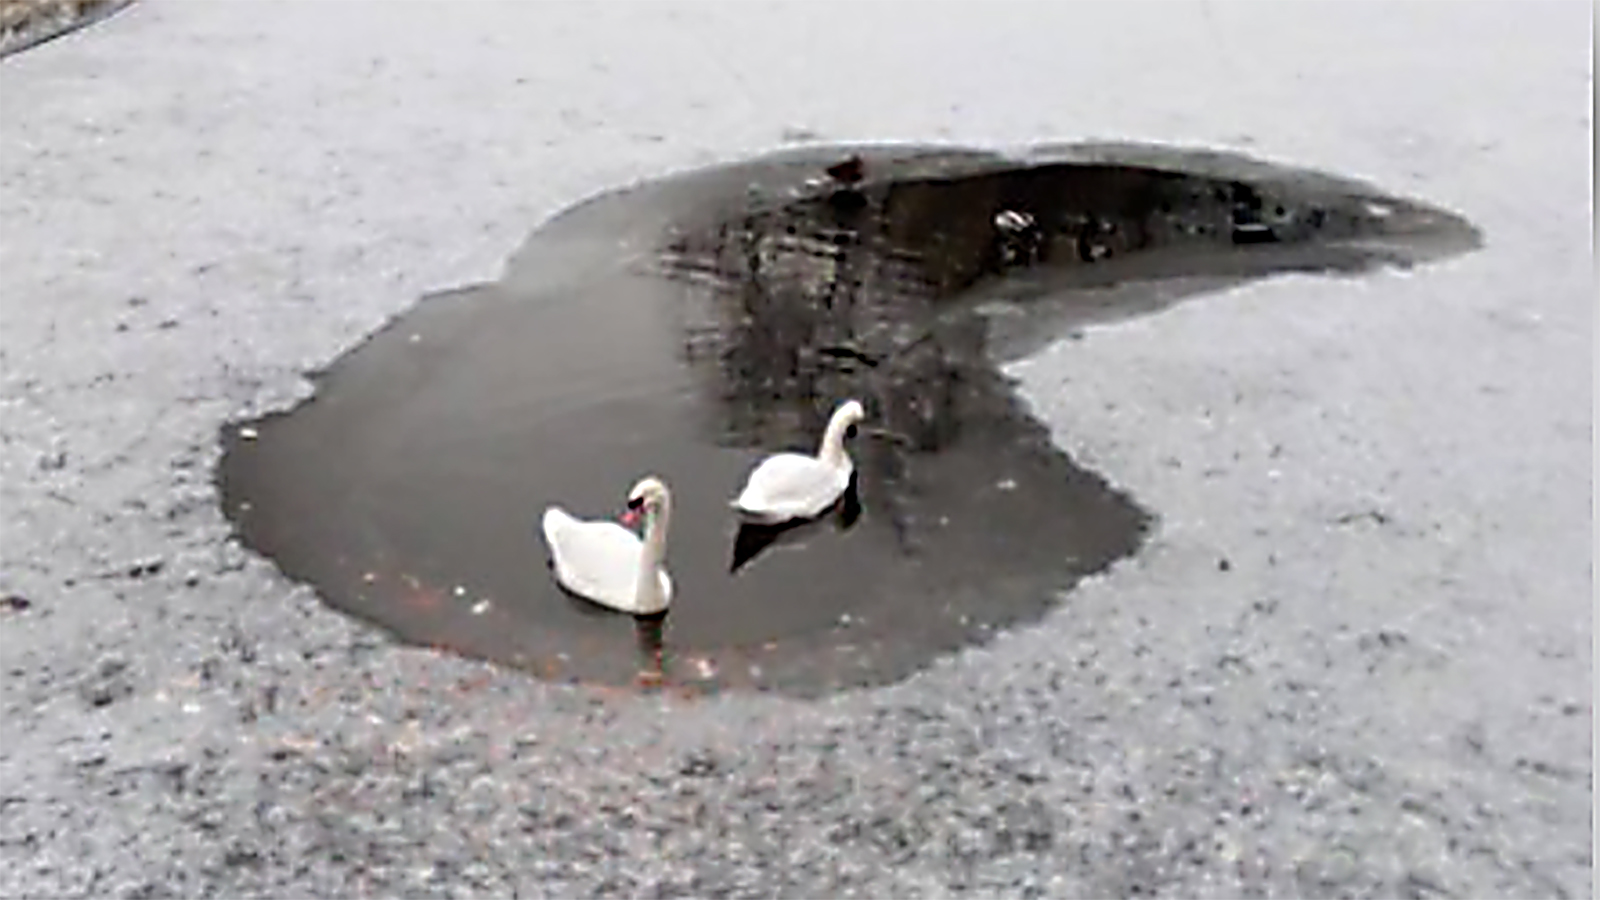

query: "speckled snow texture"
xmin=0 ymin=2 xmax=1591 ymax=898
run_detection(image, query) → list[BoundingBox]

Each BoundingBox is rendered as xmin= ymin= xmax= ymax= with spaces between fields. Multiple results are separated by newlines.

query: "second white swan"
xmin=732 ymin=399 xmax=865 ymax=524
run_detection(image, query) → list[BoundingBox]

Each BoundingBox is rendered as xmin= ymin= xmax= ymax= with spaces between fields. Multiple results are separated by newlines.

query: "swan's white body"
xmin=733 ymin=400 xmax=865 ymax=524
xmin=541 ymin=478 xmax=673 ymax=615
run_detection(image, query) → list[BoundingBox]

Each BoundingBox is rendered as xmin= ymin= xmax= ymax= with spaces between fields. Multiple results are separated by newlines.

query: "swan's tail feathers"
xmin=541 ymin=506 xmax=572 ymax=544
xmin=732 ymin=480 xmax=765 ymax=513
xmin=731 ymin=498 xmax=768 ymax=519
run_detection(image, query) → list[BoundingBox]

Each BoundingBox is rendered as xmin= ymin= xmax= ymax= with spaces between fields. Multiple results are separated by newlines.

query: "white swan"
xmin=732 ymin=399 xmax=866 ymax=523
xmin=541 ymin=476 xmax=673 ymax=615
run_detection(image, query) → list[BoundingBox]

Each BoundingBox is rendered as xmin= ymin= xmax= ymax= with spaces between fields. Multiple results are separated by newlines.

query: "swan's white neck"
xmin=817 ymin=411 xmax=855 ymax=471
xmin=633 ymin=495 xmax=671 ymax=609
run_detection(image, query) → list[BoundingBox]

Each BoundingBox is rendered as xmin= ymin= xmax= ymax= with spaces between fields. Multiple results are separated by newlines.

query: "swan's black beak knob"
xmin=620 ymin=495 xmax=645 ymax=528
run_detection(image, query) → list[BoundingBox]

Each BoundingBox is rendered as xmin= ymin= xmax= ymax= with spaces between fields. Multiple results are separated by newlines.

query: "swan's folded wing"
xmin=736 ymin=453 xmax=848 ymax=518
xmin=543 ymin=513 xmax=644 ymax=607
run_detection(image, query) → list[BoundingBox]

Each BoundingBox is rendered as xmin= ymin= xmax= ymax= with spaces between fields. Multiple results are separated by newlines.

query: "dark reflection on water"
xmin=730 ymin=476 xmax=862 ymax=575
xmin=218 ymin=143 xmax=1480 ymax=696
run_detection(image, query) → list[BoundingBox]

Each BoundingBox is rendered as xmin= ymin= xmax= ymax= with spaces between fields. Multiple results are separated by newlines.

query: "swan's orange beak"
xmin=620 ymin=508 xmax=643 ymax=529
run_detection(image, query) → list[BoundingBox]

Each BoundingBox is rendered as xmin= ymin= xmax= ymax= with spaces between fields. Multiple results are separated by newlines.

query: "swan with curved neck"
xmin=541 ymin=476 xmax=673 ymax=615
xmin=732 ymin=399 xmax=865 ymax=524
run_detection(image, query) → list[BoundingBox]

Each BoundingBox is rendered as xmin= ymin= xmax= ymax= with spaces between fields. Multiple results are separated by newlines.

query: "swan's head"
xmin=832 ymin=399 xmax=866 ymax=436
xmin=621 ymin=475 xmax=670 ymax=528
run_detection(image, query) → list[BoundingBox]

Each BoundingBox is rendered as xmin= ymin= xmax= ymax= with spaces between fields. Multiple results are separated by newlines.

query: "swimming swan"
xmin=732 ymin=399 xmax=865 ymax=523
xmin=541 ymin=476 xmax=673 ymax=615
